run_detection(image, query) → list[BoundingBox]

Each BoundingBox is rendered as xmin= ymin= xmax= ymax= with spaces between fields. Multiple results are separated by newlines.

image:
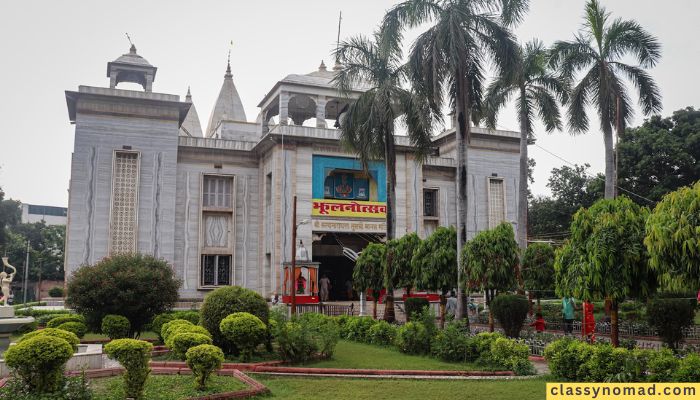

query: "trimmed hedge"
xmin=165 ymin=324 xmax=211 ymax=350
xmin=101 ymin=315 xmax=131 ymax=340
xmin=55 ymin=321 xmax=87 ymax=338
xmin=490 ymin=294 xmax=529 ymax=338
xmin=4 ymin=335 xmax=74 ymax=393
xmin=219 ymin=312 xmax=267 ymax=362
xmin=161 ymin=319 xmax=194 ymax=345
xmin=48 ymin=287 xmax=64 ymax=298
xmin=171 ymin=333 xmax=213 ymax=360
xmin=186 ymin=344 xmax=224 ymax=390
xmin=20 ymin=328 xmax=80 ymax=351
xmin=46 ymin=314 xmax=85 ymax=329
xmin=104 ymin=339 xmax=153 ymax=399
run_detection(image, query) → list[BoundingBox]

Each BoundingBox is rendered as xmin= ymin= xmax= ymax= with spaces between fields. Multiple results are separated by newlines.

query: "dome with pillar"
xmin=180 ymin=87 xmax=203 ymax=137
xmin=106 ymin=44 xmax=158 ymax=92
xmin=206 ymin=60 xmax=247 ymax=137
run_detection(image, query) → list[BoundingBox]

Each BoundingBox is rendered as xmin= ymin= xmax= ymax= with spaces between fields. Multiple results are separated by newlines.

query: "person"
xmin=445 ymin=290 xmax=457 ymax=318
xmin=344 ymin=279 xmax=353 ymax=300
xmin=296 ymin=275 xmax=306 ymax=295
xmin=319 ymin=274 xmax=331 ymax=302
xmin=467 ymin=297 xmax=478 ymax=316
xmin=530 ymin=313 xmax=546 ymax=332
xmin=562 ymin=296 xmax=576 ymax=335
xmin=582 ymin=300 xmax=596 ymax=343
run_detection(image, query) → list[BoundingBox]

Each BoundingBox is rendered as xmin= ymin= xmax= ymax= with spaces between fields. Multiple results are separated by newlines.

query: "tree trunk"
xmin=439 ymin=293 xmax=447 ymax=329
xmin=610 ymin=300 xmax=619 ymax=347
xmin=488 ymin=309 xmax=494 ymax=332
xmin=455 ymin=71 xmax=470 ymax=321
xmin=383 ymin=288 xmax=395 ymax=323
xmin=603 ymin=122 xmax=615 ymax=199
xmin=537 ymin=297 xmax=542 ymax=313
xmin=527 ymin=291 xmax=533 ymax=317
xmin=517 ymin=96 xmax=529 ymax=294
xmin=373 ymin=298 xmax=378 ymax=320
xmin=383 ymin=128 xmax=397 ymax=323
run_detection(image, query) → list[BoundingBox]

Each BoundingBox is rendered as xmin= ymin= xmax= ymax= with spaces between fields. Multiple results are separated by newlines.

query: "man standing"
xmin=319 ymin=274 xmax=331 ymax=302
xmin=562 ymin=296 xmax=576 ymax=335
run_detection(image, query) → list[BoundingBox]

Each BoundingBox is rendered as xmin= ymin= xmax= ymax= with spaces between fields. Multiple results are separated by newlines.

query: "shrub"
xmin=4 ymin=335 xmax=74 ymax=393
xmin=646 ymin=296 xmax=696 ymax=350
xmin=104 ymin=339 xmax=153 ymax=399
xmin=673 ymin=353 xmax=700 ymax=382
xmin=46 ymin=314 xmax=85 ymax=328
xmin=151 ymin=313 xmax=176 ymax=343
xmin=36 ymin=313 xmax=71 ymax=327
xmin=582 ymin=344 xmax=629 ymax=382
xmin=56 ymin=321 xmax=88 ymax=338
xmin=404 ymin=297 xmax=429 ymax=321
xmin=275 ymin=321 xmax=316 ymax=363
xmin=171 ymin=333 xmax=213 ymax=360
xmin=471 ymin=332 xmax=505 ymax=360
xmin=165 ymin=325 xmax=211 ymax=350
xmin=48 ymin=286 xmax=65 ymax=298
xmin=66 ymin=253 xmax=181 ymax=336
xmin=490 ymin=294 xmax=529 ymax=338
xmin=544 ymin=338 xmax=594 ymax=381
xmin=647 ymin=348 xmax=679 ymax=382
xmin=101 ymin=315 xmax=131 ymax=340
xmin=333 ymin=314 xmax=352 ymax=331
xmin=161 ymin=319 xmax=194 ymax=344
xmin=0 ymin=374 xmax=92 ymax=400
xmin=490 ymin=337 xmax=534 ymax=375
xmin=394 ymin=322 xmax=430 ymax=354
xmin=199 ymin=286 xmax=269 ymax=353
xmin=186 ymin=344 xmax=224 ymax=390
xmin=368 ymin=320 xmax=397 ymax=346
xmin=298 ymin=313 xmax=339 ymax=358
xmin=431 ymin=324 xmax=473 ymax=362
xmin=20 ymin=328 xmax=80 ymax=351
xmin=343 ymin=317 xmax=377 ymax=342
xmin=15 ymin=320 xmax=38 ymax=335
xmin=219 ymin=312 xmax=267 ymax=362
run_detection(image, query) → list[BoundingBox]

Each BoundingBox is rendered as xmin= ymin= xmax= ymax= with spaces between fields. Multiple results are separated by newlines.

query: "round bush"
xmin=173 ymin=310 xmax=200 ymax=325
xmin=368 ymin=320 xmax=397 ymax=346
xmin=46 ymin=314 xmax=85 ymax=329
xmin=186 ymin=344 xmax=224 ymax=390
xmin=394 ymin=322 xmax=430 ymax=354
xmin=646 ymin=295 xmax=696 ymax=350
xmin=220 ymin=312 xmax=267 ymax=362
xmin=490 ymin=337 xmax=534 ymax=375
xmin=20 ymin=328 xmax=80 ymax=351
xmin=171 ymin=332 xmax=213 ymax=360
xmin=165 ymin=324 xmax=211 ymax=350
xmin=101 ymin=314 xmax=131 ymax=340
xmin=151 ymin=313 xmax=176 ymax=343
xmin=343 ymin=317 xmax=377 ymax=342
xmin=161 ymin=319 xmax=194 ymax=344
xmin=55 ymin=321 xmax=87 ymax=338
xmin=199 ymin=286 xmax=269 ymax=353
xmin=431 ymin=324 xmax=473 ymax=362
xmin=4 ymin=335 xmax=74 ymax=393
xmin=48 ymin=286 xmax=65 ymax=298
xmin=490 ymin=294 xmax=529 ymax=338
xmin=275 ymin=321 xmax=316 ymax=363
xmin=404 ymin=297 xmax=429 ymax=321
xmin=104 ymin=339 xmax=153 ymax=399
xmin=36 ymin=313 xmax=71 ymax=327
xmin=297 ymin=312 xmax=339 ymax=358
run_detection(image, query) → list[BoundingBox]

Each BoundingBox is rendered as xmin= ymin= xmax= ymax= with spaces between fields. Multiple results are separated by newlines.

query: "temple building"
xmin=64 ymin=45 xmax=523 ymax=301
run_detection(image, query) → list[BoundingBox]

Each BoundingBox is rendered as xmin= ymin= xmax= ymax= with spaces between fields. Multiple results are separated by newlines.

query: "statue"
xmin=1 ymin=257 xmax=16 ymax=307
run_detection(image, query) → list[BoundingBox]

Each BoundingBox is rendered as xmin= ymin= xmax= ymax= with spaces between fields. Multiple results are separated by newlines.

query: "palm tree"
xmin=333 ymin=32 xmax=440 ymax=322
xmin=381 ymin=0 xmax=528 ymax=320
xmin=550 ymin=0 xmax=661 ymax=199
xmin=483 ymin=39 xmax=568 ymax=257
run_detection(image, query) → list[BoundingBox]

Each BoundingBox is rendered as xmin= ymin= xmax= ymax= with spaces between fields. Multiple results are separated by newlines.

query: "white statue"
xmin=1 ymin=257 xmax=16 ymax=307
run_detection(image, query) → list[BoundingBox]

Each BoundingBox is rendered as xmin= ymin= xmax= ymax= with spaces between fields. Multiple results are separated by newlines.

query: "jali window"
xmin=110 ymin=151 xmax=139 ymax=254
xmin=488 ymin=178 xmax=506 ymax=228
xmin=423 ymin=189 xmax=438 ymax=217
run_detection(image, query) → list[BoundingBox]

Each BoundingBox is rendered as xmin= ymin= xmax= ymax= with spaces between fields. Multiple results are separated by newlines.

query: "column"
xmin=279 ymin=91 xmax=289 ymax=125
xmin=316 ymin=96 xmax=327 ymax=128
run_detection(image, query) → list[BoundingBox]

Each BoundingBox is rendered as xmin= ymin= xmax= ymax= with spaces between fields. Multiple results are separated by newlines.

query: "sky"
xmin=0 ymin=0 xmax=698 ymax=207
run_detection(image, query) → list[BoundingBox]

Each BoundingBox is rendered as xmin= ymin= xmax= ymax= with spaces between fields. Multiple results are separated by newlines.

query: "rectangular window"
xmin=110 ymin=151 xmax=139 ymax=254
xmin=201 ymin=255 xmax=231 ymax=286
xmin=423 ymin=189 xmax=438 ymax=217
xmin=202 ymin=175 xmax=233 ymax=208
xmin=488 ymin=178 xmax=506 ymax=228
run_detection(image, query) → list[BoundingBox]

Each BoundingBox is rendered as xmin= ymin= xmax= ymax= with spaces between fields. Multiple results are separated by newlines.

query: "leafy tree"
xmin=382 ymin=0 xmax=527 ymax=319
xmin=353 ymin=243 xmax=386 ymax=319
xmin=66 ymin=253 xmax=181 ymax=336
xmin=619 ymin=107 xmax=700 ymax=203
xmin=645 ymin=181 xmax=700 ymax=290
xmin=334 ymin=32 xmax=439 ymax=323
xmin=521 ymin=242 xmax=555 ymax=312
xmin=462 ymin=223 xmax=519 ymax=331
xmin=4 ymin=222 xmax=65 ymax=282
xmin=550 ymin=0 xmax=662 ymax=199
xmin=554 ymin=196 xmax=653 ymax=346
xmin=0 ymin=188 xmax=21 ymax=250
xmin=411 ymin=226 xmax=458 ymax=329
xmin=385 ymin=232 xmax=421 ymax=296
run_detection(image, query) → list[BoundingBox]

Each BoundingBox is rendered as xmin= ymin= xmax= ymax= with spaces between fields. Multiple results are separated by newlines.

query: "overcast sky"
xmin=1 ymin=0 xmax=698 ymax=207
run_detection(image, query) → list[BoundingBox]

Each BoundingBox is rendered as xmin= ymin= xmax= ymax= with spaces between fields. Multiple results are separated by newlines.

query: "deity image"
xmin=0 ymin=257 xmax=17 ymax=307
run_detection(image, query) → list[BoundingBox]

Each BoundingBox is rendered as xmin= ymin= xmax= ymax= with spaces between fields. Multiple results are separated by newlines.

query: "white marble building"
xmin=64 ymin=45 xmax=523 ymax=301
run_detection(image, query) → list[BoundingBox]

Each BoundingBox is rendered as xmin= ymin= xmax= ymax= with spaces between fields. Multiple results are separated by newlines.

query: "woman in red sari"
xmin=582 ymin=300 xmax=595 ymax=343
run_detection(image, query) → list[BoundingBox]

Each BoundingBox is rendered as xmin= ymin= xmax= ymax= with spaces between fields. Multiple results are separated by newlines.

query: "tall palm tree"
xmin=333 ymin=32 xmax=440 ymax=322
xmin=550 ymin=0 xmax=661 ymax=199
xmin=381 ymin=0 xmax=528 ymax=320
xmin=483 ymin=39 xmax=568 ymax=258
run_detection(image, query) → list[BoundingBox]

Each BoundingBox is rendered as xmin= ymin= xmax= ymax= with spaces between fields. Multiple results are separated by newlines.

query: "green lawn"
xmin=91 ymin=374 xmax=246 ymax=400
xmin=255 ymin=375 xmax=547 ymax=400
xmin=303 ymin=340 xmax=491 ymax=371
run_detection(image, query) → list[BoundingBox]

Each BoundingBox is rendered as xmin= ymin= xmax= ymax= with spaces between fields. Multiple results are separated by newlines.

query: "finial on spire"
xmin=225 ymin=40 xmax=233 ymax=78
xmin=319 ymin=60 xmax=327 ymax=71
xmin=335 ymin=11 xmax=342 ymax=63
xmin=126 ymin=33 xmax=136 ymax=54
xmin=186 ymin=86 xmax=192 ymax=102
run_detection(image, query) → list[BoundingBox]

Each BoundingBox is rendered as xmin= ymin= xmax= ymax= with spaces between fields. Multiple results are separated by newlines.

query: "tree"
xmin=521 ymin=242 xmax=555 ymax=313
xmin=550 ymin=0 xmax=662 ymax=199
xmin=462 ymin=222 xmax=519 ymax=331
xmin=334 ymin=32 xmax=439 ymax=323
xmin=411 ymin=226 xmax=457 ymax=329
xmin=619 ymin=107 xmax=700 ymax=203
xmin=382 ymin=0 xmax=527 ymax=320
xmin=554 ymin=196 xmax=653 ymax=346
xmin=0 ymin=188 xmax=21 ymax=250
xmin=385 ymin=232 xmax=421 ymax=296
xmin=353 ymin=243 xmax=386 ymax=319
xmin=4 ymin=222 xmax=65 ymax=282
xmin=66 ymin=253 xmax=181 ymax=337
xmin=645 ymin=181 xmax=700 ymax=291
xmin=483 ymin=39 xmax=568 ymax=255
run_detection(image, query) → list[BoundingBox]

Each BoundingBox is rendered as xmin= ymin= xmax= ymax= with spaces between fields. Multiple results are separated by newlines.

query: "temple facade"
xmin=64 ymin=45 xmax=523 ymax=301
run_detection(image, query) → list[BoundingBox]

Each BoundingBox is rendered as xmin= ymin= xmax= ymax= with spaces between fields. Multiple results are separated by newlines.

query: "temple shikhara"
xmin=64 ymin=44 xmax=523 ymax=302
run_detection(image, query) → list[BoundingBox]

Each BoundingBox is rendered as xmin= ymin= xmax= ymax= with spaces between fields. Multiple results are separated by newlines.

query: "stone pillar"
xmin=109 ymin=72 xmax=117 ymax=89
xmin=316 ymin=96 xmax=327 ymax=128
xmin=279 ymin=91 xmax=289 ymax=125
xmin=145 ymin=75 xmax=153 ymax=92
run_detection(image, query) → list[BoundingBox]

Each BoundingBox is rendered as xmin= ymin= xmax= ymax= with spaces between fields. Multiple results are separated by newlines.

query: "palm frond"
xmin=610 ymin=62 xmax=662 ymax=116
xmin=604 ymin=18 xmax=661 ymax=68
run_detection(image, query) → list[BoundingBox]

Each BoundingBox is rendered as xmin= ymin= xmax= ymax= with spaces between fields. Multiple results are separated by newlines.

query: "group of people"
xmin=529 ymin=296 xmax=596 ymax=342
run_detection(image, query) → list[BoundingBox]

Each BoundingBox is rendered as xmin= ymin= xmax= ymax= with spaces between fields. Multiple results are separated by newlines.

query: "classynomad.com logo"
xmin=546 ymin=383 xmax=699 ymax=400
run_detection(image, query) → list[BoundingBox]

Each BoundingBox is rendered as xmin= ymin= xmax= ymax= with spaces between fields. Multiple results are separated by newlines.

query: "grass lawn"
xmin=255 ymin=375 xmax=547 ymax=399
xmin=91 ymin=374 xmax=246 ymax=400
xmin=303 ymin=340 xmax=491 ymax=371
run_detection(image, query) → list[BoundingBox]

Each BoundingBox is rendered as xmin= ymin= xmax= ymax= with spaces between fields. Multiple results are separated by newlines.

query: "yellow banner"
xmin=546 ymin=383 xmax=699 ymax=400
xmin=311 ymin=199 xmax=387 ymax=219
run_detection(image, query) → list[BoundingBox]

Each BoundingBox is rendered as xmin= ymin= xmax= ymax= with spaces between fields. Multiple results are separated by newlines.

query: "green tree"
xmin=411 ymin=226 xmax=458 ymax=328
xmin=382 ymin=0 xmax=527 ymax=319
xmin=385 ymin=232 xmax=421 ymax=296
xmin=554 ymin=196 xmax=653 ymax=346
xmin=550 ymin=0 xmax=662 ymax=199
xmin=0 ymin=188 xmax=21 ymax=250
xmin=4 ymin=222 xmax=65 ymax=282
xmin=645 ymin=181 xmax=700 ymax=291
xmin=334 ymin=32 xmax=439 ymax=323
xmin=462 ymin=223 xmax=519 ymax=331
xmin=483 ymin=39 xmax=568 ymax=255
xmin=521 ymin=242 xmax=555 ymax=312
xmin=353 ymin=243 xmax=386 ymax=319
xmin=619 ymin=107 xmax=700 ymax=203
